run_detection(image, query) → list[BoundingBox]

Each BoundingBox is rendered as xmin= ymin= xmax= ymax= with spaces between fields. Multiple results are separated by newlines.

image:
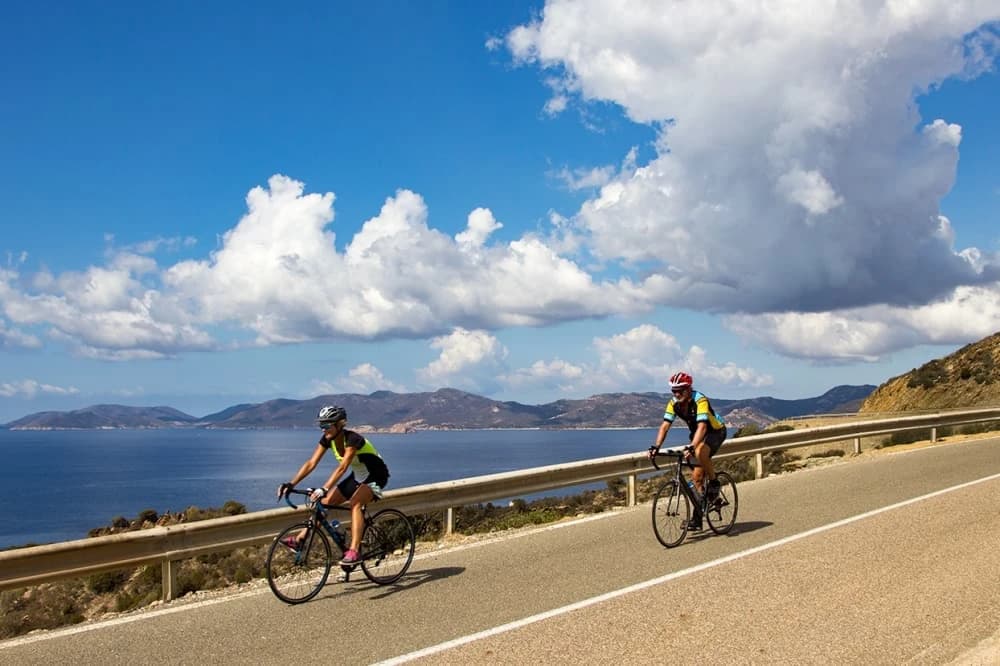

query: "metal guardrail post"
xmin=931 ymin=427 xmax=937 ymax=443
xmin=445 ymin=507 xmax=455 ymax=535
xmin=755 ymin=453 xmax=764 ymax=479
xmin=627 ymin=474 xmax=636 ymax=506
xmin=162 ymin=559 xmax=178 ymax=601
xmin=854 ymin=437 xmax=861 ymax=455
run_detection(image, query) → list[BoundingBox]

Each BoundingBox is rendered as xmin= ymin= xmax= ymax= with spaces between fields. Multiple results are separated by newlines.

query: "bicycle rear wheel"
xmin=360 ymin=509 xmax=416 ymax=585
xmin=705 ymin=472 xmax=738 ymax=535
xmin=265 ymin=523 xmax=332 ymax=604
xmin=652 ymin=479 xmax=690 ymax=548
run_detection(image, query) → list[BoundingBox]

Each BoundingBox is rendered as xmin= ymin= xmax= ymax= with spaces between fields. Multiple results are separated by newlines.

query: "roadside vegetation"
xmin=3 ymin=419 xmax=999 ymax=639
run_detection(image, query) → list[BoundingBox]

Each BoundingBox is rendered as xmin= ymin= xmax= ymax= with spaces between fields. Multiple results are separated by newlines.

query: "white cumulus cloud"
xmin=0 ymin=379 xmax=79 ymax=398
xmin=417 ymin=328 xmax=509 ymax=394
xmin=725 ymin=283 xmax=1000 ymax=362
xmin=506 ymin=1 xmax=1000 ymax=319
xmin=310 ymin=363 xmax=407 ymax=395
xmin=500 ymin=324 xmax=771 ymax=396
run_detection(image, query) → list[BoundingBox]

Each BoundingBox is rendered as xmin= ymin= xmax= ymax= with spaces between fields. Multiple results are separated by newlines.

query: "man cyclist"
xmin=277 ymin=405 xmax=390 ymax=565
xmin=647 ymin=371 xmax=727 ymax=531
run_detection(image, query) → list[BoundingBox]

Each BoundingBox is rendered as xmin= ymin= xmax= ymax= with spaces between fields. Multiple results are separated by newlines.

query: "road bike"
xmin=650 ymin=447 xmax=738 ymax=547
xmin=265 ymin=488 xmax=416 ymax=604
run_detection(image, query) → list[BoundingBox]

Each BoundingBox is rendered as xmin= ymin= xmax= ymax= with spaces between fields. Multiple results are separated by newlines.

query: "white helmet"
xmin=316 ymin=405 xmax=346 ymax=425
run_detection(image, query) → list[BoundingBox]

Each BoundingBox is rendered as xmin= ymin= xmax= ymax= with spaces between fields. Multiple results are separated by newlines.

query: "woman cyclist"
xmin=277 ymin=405 xmax=390 ymax=565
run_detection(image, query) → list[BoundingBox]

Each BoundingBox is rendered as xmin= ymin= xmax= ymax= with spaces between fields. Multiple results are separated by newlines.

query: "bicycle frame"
xmin=652 ymin=448 xmax=705 ymax=506
xmin=282 ymin=489 xmax=356 ymax=556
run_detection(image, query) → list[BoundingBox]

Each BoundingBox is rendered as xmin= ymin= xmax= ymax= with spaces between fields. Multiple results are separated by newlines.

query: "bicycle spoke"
xmin=706 ymin=472 xmax=738 ymax=535
xmin=361 ymin=509 xmax=415 ymax=585
xmin=266 ymin=524 xmax=333 ymax=604
xmin=652 ymin=480 xmax=690 ymax=548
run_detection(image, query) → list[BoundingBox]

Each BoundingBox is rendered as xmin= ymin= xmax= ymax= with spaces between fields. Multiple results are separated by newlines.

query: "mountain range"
xmin=2 ymin=385 xmax=875 ymax=431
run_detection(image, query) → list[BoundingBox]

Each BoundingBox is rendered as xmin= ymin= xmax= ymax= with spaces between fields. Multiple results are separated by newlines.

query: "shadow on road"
xmin=685 ymin=520 xmax=773 ymax=543
xmin=725 ymin=520 xmax=772 ymax=536
xmin=364 ymin=566 xmax=466 ymax=600
xmin=315 ymin=565 xmax=466 ymax=603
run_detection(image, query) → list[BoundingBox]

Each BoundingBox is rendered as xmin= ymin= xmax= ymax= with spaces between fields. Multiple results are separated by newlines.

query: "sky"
xmin=1 ymin=1 xmax=999 ymax=423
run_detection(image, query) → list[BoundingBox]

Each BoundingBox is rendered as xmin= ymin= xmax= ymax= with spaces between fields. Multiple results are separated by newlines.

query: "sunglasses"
xmin=671 ymin=388 xmax=688 ymax=395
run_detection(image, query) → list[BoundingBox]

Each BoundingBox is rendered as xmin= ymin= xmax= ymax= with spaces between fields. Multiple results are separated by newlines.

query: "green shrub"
xmin=961 ymin=421 xmax=1000 ymax=435
xmin=409 ymin=512 xmax=444 ymax=541
xmin=732 ymin=424 xmax=761 ymax=438
xmin=606 ymin=477 xmax=626 ymax=492
xmin=733 ymin=423 xmax=793 ymax=439
xmin=178 ymin=568 xmax=207 ymax=596
xmin=221 ymin=501 xmax=246 ymax=516
xmin=87 ymin=570 xmax=128 ymax=595
xmin=136 ymin=564 xmax=160 ymax=588
xmin=763 ymin=424 xmax=795 ymax=434
xmin=136 ymin=509 xmax=159 ymax=525
xmin=883 ymin=429 xmax=932 ymax=447
xmin=114 ymin=588 xmax=159 ymax=613
xmin=115 ymin=590 xmax=143 ymax=613
xmin=807 ymin=449 xmax=846 ymax=459
xmin=233 ymin=564 xmax=253 ymax=585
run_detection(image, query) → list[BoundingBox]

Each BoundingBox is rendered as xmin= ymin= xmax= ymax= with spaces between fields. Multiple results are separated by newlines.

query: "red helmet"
xmin=669 ymin=372 xmax=693 ymax=390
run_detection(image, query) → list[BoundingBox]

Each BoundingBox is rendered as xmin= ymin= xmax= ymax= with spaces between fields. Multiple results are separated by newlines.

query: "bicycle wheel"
xmin=706 ymin=472 xmax=738 ymax=535
xmin=265 ymin=523 xmax=333 ymax=604
xmin=652 ymin=479 xmax=690 ymax=548
xmin=360 ymin=509 xmax=416 ymax=585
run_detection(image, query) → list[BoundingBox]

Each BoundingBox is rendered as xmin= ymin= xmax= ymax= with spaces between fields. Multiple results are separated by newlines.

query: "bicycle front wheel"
xmin=706 ymin=472 xmax=738 ymax=535
xmin=265 ymin=523 xmax=332 ymax=604
xmin=360 ymin=509 xmax=416 ymax=585
xmin=652 ymin=479 xmax=690 ymax=548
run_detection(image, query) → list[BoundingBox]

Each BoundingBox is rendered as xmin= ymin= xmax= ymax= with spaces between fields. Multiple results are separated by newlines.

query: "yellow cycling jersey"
xmin=319 ymin=429 xmax=389 ymax=481
xmin=663 ymin=390 xmax=726 ymax=434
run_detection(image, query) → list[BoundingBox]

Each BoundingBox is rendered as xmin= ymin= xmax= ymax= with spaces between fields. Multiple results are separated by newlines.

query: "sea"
xmin=0 ymin=427 xmax=692 ymax=549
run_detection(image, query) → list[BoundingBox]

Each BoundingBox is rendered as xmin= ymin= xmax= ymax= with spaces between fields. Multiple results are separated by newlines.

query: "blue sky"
xmin=1 ymin=2 xmax=998 ymax=423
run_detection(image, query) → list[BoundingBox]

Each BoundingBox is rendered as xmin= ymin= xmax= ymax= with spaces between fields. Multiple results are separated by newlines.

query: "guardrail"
xmin=2 ymin=407 xmax=998 ymax=601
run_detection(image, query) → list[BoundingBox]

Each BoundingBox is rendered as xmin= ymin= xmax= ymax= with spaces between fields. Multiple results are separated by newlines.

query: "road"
xmin=2 ymin=436 xmax=999 ymax=665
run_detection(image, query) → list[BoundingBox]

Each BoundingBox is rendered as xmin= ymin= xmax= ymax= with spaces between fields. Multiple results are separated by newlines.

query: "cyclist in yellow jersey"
xmin=648 ymin=371 xmax=727 ymax=531
xmin=277 ymin=405 xmax=390 ymax=565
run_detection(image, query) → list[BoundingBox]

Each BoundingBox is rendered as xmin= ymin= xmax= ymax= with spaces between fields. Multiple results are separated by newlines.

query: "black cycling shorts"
xmin=336 ymin=471 xmax=388 ymax=500
xmin=689 ymin=427 xmax=727 ymax=456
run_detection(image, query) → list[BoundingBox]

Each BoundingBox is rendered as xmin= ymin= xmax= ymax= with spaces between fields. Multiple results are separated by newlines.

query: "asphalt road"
xmin=2 ymin=436 xmax=999 ymax=665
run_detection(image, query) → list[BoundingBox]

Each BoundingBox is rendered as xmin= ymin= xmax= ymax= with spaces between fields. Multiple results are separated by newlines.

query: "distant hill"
xmin=3 ymin=385 xmax=874 ymax=431
xmin=860 ymin=331 xmax=1000 ymax=412
xmin=713 ymin=383 xmax=875 ymax=419
xmin=4 ymin=404 xmax=199 ymax=430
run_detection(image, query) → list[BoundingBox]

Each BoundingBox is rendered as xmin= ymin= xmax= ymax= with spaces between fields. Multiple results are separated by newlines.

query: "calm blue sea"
xmin=0 ymin=427 xmax=691 ymax=549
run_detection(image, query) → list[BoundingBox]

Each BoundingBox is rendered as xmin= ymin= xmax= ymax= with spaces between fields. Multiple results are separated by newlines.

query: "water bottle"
xmin=329 ymin=518 xmax=347 ymax=550
xmin=687 ymin=480 xmax=702 ymax=503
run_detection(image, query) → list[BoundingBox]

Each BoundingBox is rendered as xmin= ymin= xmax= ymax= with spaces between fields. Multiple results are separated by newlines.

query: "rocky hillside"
xmin=4 ymin=385 xmax=873 ymax=431
xmin=860 ymin=331 xmax=1000 ymax=412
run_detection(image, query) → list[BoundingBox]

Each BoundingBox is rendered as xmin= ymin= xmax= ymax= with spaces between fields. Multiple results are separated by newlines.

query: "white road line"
xmin=375 ymin=471 xmax=1000 ymax=665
